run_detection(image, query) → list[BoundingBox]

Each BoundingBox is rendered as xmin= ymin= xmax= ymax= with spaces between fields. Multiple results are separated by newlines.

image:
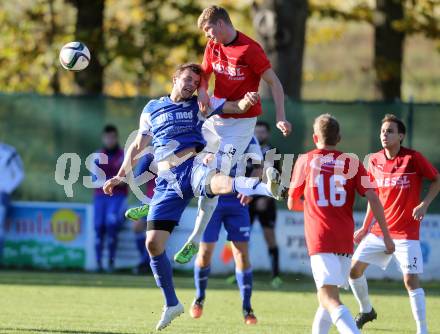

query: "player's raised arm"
xmin=197 ymin=44 xmax=213 ymax=113
xmin=364 ymin=190 xmax=395 ymax=254
xmin=197 ymin=74 xmax=211 ymax=113
xmin=261 ymin=68 xmax=292 ymax=137
xmin=103 ymin=132 xmax=152 ymax=196
xmin=222 ymin=92 xmax=260 ymax=114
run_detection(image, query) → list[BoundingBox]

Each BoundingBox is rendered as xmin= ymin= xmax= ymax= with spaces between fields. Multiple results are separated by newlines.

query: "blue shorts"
xmin=202 ymin=194 xmax=251 ymax=243
xmin=147 ymin=156 xmax=213 ymax=223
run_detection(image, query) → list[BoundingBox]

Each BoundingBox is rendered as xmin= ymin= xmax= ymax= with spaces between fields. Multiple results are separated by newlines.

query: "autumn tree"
xmin=0 ymin=0 xmax=203 ymax=96
xmin=67 ymin=0 xmax=105 ymax=94
xmin=252 ymin=0 xmax=308 ymax=99
xmin=310 ymin=0 xmax=440 ymax=101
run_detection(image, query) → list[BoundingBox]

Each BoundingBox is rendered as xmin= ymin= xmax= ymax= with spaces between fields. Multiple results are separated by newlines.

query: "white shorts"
xmin=353 ymin=233 xmax=423 ymax=274
xmin=202 ymin=115 xmax=257 ymax=173
xmin=310 ymin=253 xmax=352 ymax=289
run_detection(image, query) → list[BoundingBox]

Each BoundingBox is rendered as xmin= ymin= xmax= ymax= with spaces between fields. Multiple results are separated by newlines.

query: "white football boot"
xmin=155 ymin=302 xmax=184 ymax=331
xmin=265 ymin=167 xmax=286 ymax=200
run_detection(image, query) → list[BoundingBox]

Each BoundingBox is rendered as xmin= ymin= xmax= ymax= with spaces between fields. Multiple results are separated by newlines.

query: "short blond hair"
xmin=313 ymin=114 xmax=340 ymax=146
xmin=197 ymin=6 xmax=232 ymax=29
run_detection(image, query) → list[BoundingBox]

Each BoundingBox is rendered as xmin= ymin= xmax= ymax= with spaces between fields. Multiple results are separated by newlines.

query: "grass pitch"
xmin=0 ymin=270 xmax=439 ymax=334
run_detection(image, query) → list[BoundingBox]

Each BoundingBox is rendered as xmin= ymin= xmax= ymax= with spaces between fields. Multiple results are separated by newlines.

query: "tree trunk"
xmin=252 ymin=0 xmax=308 ymax=100
xmin=73 ymin=0 xmax=105 ymax=94
xmin=48 ymin=0 xmax=60 ymax=94
xmin=374 ymin=0 xmax=404 ymax=101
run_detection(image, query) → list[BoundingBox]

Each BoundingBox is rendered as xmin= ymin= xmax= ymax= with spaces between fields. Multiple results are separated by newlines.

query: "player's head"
xmin=312 ymin=114 xmax=341 ymax=148
xmin=198 ymin=6 xmax=233 ymax=44
xmin=380 ymin=114 xmax=406 ymax=149
xmin=172 ymin=63 xmax=202 ymax=100
xmin=255 ymin=121 xmax=270 ymax=144
xmin=102 ymin=124 xmax=119 ymax=150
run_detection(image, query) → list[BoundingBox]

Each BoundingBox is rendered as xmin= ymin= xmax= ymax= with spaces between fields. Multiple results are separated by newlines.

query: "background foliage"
xmin=0 ymin=0 xmax=438 ymax=100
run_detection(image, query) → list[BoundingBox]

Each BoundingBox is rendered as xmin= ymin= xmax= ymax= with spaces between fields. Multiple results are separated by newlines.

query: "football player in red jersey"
xmin=349 ymin=114 xmax=440 ymax=332
xmin=176 ymin=5 xmax=292 ymax=271
xmin=288 ymin=114 xmax=394 ymax=334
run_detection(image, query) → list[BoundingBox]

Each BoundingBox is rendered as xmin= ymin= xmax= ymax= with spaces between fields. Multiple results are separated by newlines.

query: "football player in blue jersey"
xmin=102 ymin=63 xmax=285 ymax=331
xmin=190 ymin=136 xmax=262 ymax=325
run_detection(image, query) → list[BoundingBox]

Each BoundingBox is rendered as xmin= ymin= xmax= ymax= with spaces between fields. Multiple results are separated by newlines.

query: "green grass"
xmin=0 ymin=270 xmax=439 ymax=334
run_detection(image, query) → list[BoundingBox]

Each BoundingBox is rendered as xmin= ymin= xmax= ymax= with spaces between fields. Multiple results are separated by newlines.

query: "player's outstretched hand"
xmin=198 ymin=89 xmax=211 ymax=114
xmin=237 ymin=92 xmax=260 ymax=113
xmin=237 ymin=193 xmax=253 ymax=206
xmin=353 ymin=227 xmax=368 ymax=245
xmin=103 ymin=177 xmax=122 ymax=196
xmin=276 ymin=120 xmax=292 ymax=137
xmin=412 ymin=202 xmax=427 ymax=221
xmin=384 ymin=235 xmax=395 ymax=254
xmin=244 ymin=92 xmax=259 ymax=106
xmin=202 ymin=153 xmax=215 ymax=165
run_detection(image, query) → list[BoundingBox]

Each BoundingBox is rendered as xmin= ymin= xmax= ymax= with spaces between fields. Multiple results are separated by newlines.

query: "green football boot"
xmin=174 ymin=241 xmax=199 ymax=264
xmin=124 ymin=204 xmax=150 ymax=221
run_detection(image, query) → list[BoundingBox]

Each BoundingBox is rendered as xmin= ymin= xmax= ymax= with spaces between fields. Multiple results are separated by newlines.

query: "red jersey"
xmin=202 ymin=31 xmax=271 ymax=119
xmin=289 ymin=149 xmax=369 ymax=255
xmin=94 ymin=147 xmax=128 ymax=196
xmin=368 ymin=147 xmax=438 ymax=240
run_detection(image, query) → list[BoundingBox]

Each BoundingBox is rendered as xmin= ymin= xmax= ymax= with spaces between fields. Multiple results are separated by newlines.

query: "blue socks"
xmin=194 ymin=265 xmax=253 ymax=310
xmin=107 ymin=223 xmax=119 ymax=267
xmin=150 ymin=252 xmax=179 ymax=307
xmin=94 ymin=225 xmax=105 ymax=269
xmin=236 ymin=268 xmax=253 ymax=311
xmin=194 ymin=265 xmax=211 ymax=300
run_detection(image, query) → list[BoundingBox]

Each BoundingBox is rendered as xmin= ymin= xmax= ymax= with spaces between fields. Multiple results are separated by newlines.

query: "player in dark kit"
xmin=92 ymin=125 xmax=128 ymax=272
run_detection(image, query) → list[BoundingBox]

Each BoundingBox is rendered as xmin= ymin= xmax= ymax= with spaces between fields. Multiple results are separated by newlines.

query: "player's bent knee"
xmin=145 ymin=239 xmax=163 ymax=257
xmin=350 ymin=262 xmax=365 ymax=279
xmin=349 ymin=268 xmax=360 ymax=279
xmin=235 ymin=256 xmax=250 ymax=271
xmin=318 ymin=285 xmax=341 ymax=310
xmin=403 ymin=274 xmax=420 ymax=291
xmin=232 ymin=247 xmax=250 ymax=270
xmin=196 ymin=252 xmax=212 ymax=268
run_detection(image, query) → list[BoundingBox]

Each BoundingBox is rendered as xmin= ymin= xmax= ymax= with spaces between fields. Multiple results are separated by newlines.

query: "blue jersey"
xmin=139 ymin=96 xmax=225 ymax=161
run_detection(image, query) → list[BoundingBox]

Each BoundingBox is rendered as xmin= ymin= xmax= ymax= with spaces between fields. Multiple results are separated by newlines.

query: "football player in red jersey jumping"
xmin=288 ymin=114 xmax=394 ymax=334
xmin=349 ymin=114 xmax=440 ymax=333
xmin=177 ymin=5 xmax=291 ymax=287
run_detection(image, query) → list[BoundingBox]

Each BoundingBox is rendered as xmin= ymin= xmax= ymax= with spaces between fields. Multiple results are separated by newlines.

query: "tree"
xmin=374 ymin=0 xmax=404 ymax=101
xmin=0 ymin=0 xmax=203 ymax=96
xmin=68 ymin=0 xmax=105 ymax=94
xmin=310 ymin=0 xmax=439 ymax=101
xmin=0 ymin=0 xmax=75 ymax=94
xmin=252 ymin=0 xmax=308 ymax=100
xmin=104 ymin=0 xmax=203 ymax=96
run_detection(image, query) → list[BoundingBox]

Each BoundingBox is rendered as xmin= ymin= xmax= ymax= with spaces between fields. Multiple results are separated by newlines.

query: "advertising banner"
xmin=171 ymin=208 xmax=440 ymax=281
xmin=4 ymin=202 xmax=94 ymax=270
xmin=4 ymin=202 xmax=440 ymax=281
